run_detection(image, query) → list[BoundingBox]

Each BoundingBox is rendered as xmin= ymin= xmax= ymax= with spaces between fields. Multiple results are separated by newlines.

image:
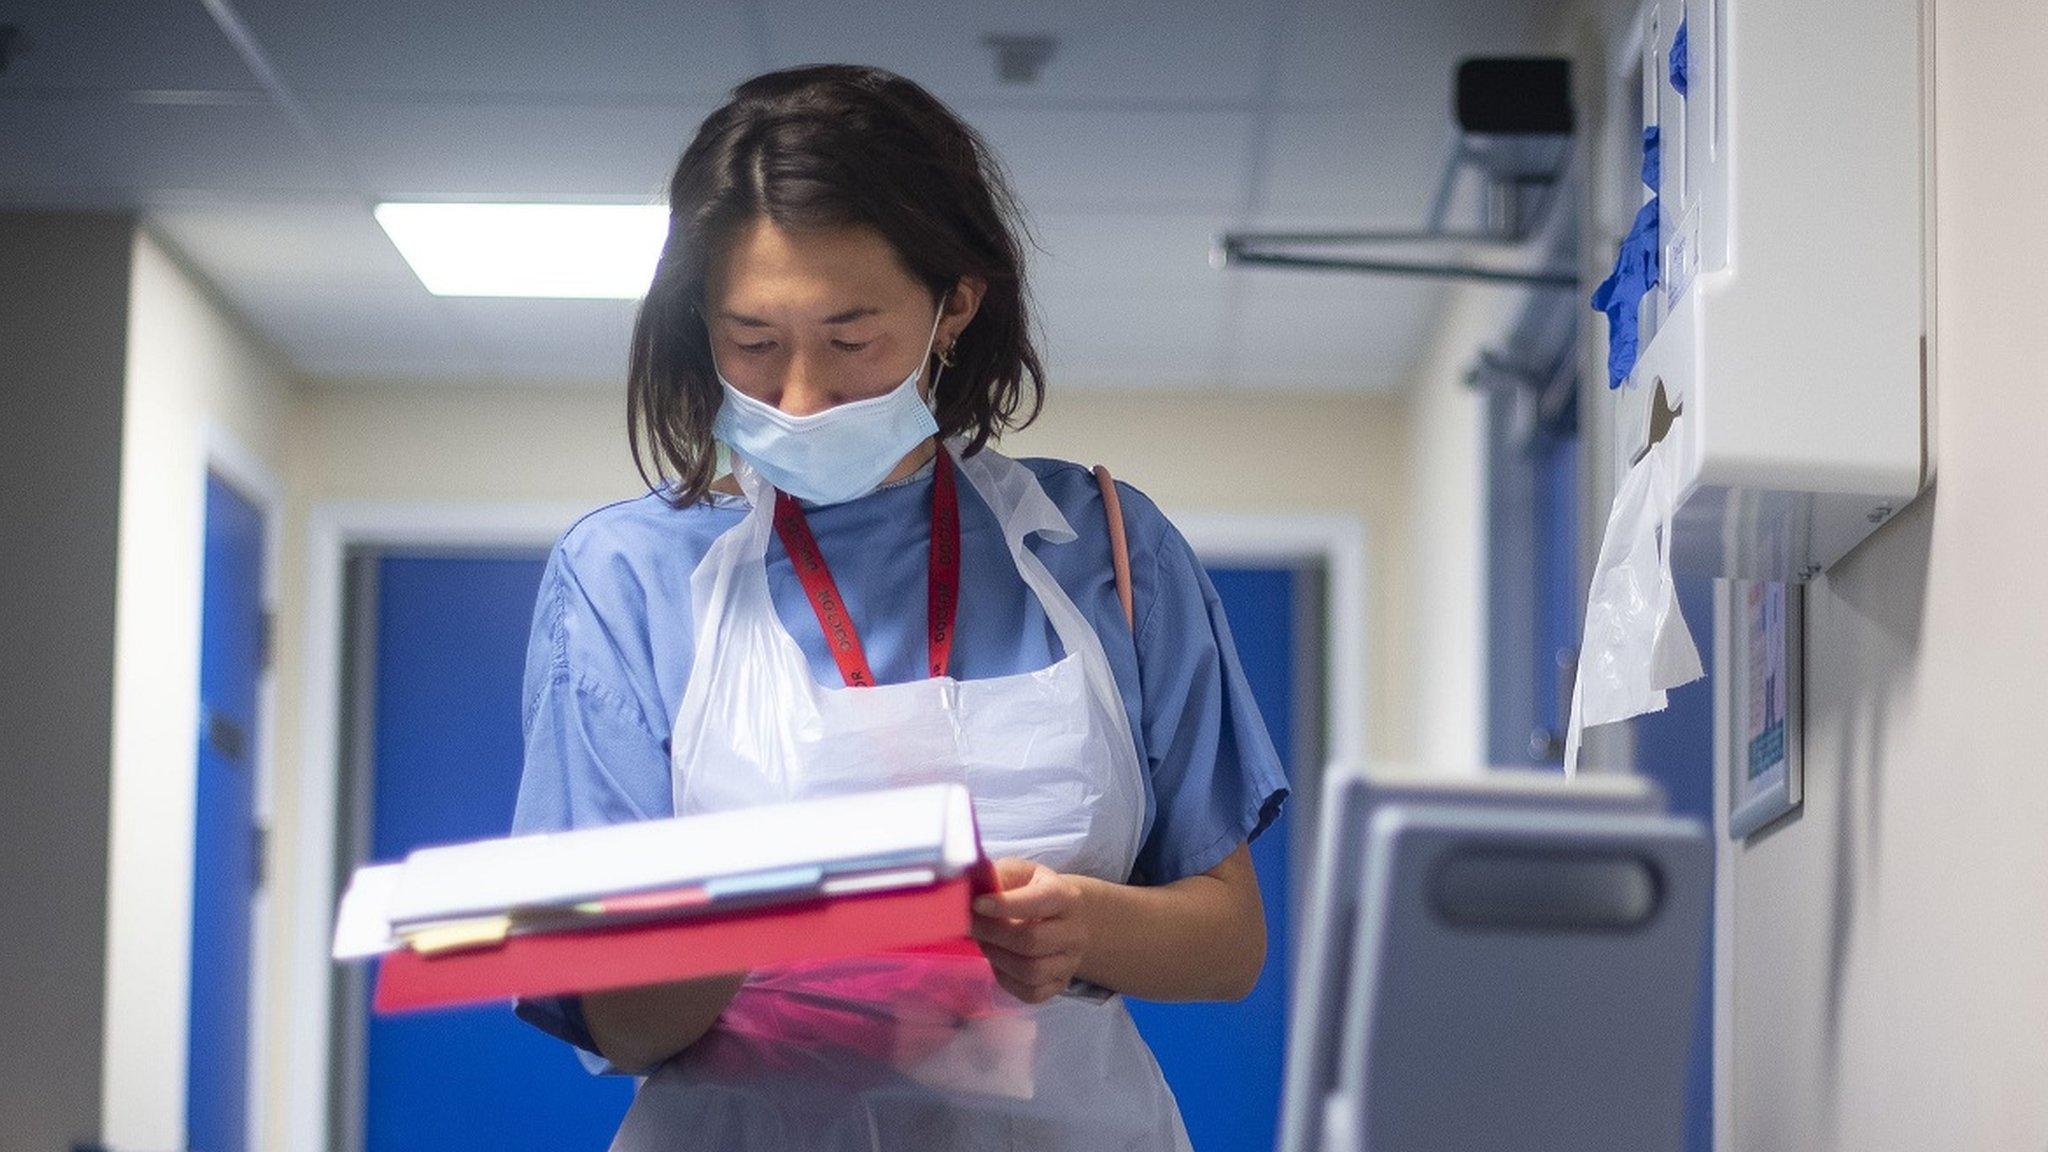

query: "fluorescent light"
xmin=373 ymin=202 xmax=669 ymax=298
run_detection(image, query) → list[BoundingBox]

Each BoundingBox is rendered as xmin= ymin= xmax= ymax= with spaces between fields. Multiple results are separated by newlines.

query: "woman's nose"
xmin=773 ymin=352 xmax=839 ymax=417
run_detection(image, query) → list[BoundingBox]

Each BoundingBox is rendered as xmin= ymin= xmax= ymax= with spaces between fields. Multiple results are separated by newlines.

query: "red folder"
xmin=373 ymin=859 xmax=998 ymax=1014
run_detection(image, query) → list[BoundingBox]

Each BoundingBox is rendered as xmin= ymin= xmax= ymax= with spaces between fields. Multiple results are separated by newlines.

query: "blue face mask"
xmin=711 ymin=304 xmax=946 ymax=506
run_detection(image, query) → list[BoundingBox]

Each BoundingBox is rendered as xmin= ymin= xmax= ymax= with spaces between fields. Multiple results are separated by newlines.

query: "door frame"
xmin=1173 ymin=511 xmax=1370 ymax=772
xmin=286 ymin=500 xmax=588 ymax=1152
xmin=282 ymin=500 xmax=1368 ymax=1152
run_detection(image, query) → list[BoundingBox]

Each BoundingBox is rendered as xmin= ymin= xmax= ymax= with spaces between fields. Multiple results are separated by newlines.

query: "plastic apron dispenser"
xmin=1595 ymin=0 xmax=1927 ymax=584
xmin=1568 ymin=0 xmax=1928 ymax=769
xmin=619 ymin=439 xmax=1191 ymax=1152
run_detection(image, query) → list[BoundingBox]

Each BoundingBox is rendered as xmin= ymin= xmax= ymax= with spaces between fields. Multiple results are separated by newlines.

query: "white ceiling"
xmin=0 ymin=0 xmax=1555 ymax=392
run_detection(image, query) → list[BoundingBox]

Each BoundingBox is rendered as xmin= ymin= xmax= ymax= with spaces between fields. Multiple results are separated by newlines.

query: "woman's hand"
xmin=969 ymin=857 xmax=1092 ymax=1004
xmin=969 ymin=844 xmax=1266 ymax=1004
xmin=582 ymin=970 xmax=747 ymax=1074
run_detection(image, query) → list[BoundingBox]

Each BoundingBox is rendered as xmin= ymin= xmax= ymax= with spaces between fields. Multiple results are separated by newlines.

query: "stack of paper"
xmin=332 ymin=783 xmax=995 ymax=1013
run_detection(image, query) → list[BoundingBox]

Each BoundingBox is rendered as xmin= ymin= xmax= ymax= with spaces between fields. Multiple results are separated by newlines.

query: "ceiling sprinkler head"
xmin=980 ymin=33 xmax=1059 ymax=85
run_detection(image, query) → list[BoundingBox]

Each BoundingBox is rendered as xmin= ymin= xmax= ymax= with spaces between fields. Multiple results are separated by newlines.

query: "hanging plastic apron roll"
xmin=610 ymin=438 xmax=1192 ymax=1152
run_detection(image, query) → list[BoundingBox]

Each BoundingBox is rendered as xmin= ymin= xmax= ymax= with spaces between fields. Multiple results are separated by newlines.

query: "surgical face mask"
xmin=711 ymin=304 xmax=945 ymax=506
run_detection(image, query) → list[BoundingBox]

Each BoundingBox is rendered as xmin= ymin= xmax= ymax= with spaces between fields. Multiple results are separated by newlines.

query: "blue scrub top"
xmin=510 ymin=451 xmax=1290 ymax=1075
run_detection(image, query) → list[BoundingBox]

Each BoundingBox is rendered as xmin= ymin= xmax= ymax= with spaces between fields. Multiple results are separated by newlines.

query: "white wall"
xmin=1725 ymin=2 xmax=2048 ymax=1146
xmin=101 ymin=227 xmax=297 ymax=1149
xmin=1399 ymin=289 xmax=1507 ymax=773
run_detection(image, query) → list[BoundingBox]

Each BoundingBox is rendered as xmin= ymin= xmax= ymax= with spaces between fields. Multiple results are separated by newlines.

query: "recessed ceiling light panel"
xmin=374 ymin=202 xmax=669 ymax=299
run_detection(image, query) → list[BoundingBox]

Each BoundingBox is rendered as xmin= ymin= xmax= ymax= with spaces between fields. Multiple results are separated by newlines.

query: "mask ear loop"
xmin=927 ymin=300 xmax=955 ymax=418
xmin=927 ymin=351 xmax=950 ymax=418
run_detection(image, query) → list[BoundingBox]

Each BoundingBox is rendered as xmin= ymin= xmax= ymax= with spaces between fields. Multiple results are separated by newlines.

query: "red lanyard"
xmin=772 ymin=442 xmax=960 ymax=687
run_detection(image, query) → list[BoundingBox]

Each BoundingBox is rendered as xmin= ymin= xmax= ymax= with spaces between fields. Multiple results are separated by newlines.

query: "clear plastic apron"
xmin=610 ymin=440 xmax=1190 ymax=1152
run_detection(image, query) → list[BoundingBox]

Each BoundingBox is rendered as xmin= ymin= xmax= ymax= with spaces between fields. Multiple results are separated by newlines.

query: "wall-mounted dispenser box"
xmin=1619 ymin=0 xmax=1927 ymax=581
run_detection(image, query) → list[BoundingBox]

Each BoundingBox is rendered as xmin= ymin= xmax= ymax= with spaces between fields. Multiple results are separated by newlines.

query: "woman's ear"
xmin=941 ymin=275 xmax=988 ymax=346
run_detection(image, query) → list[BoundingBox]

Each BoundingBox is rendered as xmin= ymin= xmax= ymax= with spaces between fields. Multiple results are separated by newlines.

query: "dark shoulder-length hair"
xmin=629 ymin=64 xmax=1047 ymax=507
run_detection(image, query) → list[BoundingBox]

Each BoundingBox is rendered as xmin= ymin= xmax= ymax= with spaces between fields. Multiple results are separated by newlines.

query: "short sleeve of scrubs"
xmin=1107 ymin=480 xmax=1291 ymax=885
xmin=508 ymin=542 xmax=671 ymax=1078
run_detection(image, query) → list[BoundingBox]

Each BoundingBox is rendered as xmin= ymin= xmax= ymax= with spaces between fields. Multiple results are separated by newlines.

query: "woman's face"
xmin=705 ymin=215 xmax=981 ymax=417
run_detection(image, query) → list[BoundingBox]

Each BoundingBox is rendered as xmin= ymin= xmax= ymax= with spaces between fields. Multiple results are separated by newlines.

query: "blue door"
xmin=359 ymin=553 xmax=635 ymax=1151
xmin=189 ymin=472 xmax=264 ymax=1152
xmin=1485 ymin=394 xmax=1582 ymax=769
xmin=1629 ymin=573 xmax=1716 ymax=1152
xmin=1127 ymin=564 xmax=1298 ymax=1152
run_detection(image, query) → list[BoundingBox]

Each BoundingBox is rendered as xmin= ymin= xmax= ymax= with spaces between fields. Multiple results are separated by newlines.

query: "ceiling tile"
xmin=1034 ymin=281 xmax=1230 ymax=390
xmin=432 ymin=296 xmax=640 ymax=381
xmin=759 ymin=0 xmax=1272 ymax=106
xmin=1025 ymin=211 xmax=1230 ymax=290
xmin=232 ymin=0 xmax=758 ymax=100
xmin=1222 ymin=272 xmax=1449 ymax=391
xmin=969 ymin=107 xmax=1254 ymax=214
xmin=310 ymin=99 xmax=704 ymax=198
xmin=1275 ymin=0 xmax=1553 ymax=113
xmin=227 ymin=282 xmax=495 ymax=379
xmin=0 ymin=99 xmax=346 ymax=194
xmin=0 ymin=1 xmax=254 ymax=93
xmin=146 ymin=200 xmax=418 ymax=290
xmin=1255 ymin=110 xmax=1454 ymax=221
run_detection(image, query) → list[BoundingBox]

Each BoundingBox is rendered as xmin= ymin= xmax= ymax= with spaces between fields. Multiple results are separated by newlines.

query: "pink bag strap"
xmin=1092 ymin=465 xmax=1135 ymax=632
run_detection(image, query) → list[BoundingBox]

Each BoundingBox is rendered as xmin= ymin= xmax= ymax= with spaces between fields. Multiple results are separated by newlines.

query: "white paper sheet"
xmin=378 ymin=782 xmax=978 ymax=928
xmin=332 ymin=863 xmax=405 ymax=960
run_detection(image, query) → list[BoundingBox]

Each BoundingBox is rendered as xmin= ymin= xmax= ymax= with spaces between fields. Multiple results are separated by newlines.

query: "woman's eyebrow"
xmin=821 ymin=306 xmax=881 ymax=324
xmin=717 ymin=305 xmax=882 ymax=326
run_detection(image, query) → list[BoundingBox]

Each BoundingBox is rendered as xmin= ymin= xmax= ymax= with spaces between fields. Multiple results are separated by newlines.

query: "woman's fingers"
xmin=971 ymin=912 xmax=1079 ymax=958
xmin=972 ymin=862 xmax=1076 ymax=920
xmin=979 ymin=940 xmax=1075 ymax=1004
xmin=977 ymin=938 xmax=1079 ymax=994
xmin=989 ymin=856 xmax=1040 ymax=892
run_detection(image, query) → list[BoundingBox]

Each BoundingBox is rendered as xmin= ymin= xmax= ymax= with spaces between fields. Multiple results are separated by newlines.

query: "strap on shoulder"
xmin=1092 ymin=465 xmax=1135 ymax=632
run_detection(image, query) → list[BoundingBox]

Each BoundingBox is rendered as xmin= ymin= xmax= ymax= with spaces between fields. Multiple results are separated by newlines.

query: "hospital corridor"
xmin=2 ymin=1 xmax=2044 ymax=1150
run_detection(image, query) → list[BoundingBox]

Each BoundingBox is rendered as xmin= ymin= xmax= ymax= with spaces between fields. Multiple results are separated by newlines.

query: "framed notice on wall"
xmin=1727 ymin=579 xmax=1803 ymax=838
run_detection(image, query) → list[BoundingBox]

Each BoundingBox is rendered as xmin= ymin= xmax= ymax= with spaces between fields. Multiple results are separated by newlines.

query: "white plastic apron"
xmin=610 ymin=440 xmax=1190 ymax=1152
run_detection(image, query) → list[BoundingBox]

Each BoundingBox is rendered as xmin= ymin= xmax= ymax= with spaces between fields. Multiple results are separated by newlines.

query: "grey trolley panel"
xmin=1280 ymin=769 xmax=1705 ymax=1152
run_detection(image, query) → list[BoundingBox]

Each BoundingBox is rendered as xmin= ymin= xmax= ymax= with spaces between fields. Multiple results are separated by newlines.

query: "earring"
xmin=936 ymin=341 xmax=957 ymax=368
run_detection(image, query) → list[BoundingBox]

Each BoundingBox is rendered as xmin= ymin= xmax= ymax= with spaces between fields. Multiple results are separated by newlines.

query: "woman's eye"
xmin=833 ymin=340 xmax=872 ymax=352
xmin=737 ymin=341 xmax=776 ymax=353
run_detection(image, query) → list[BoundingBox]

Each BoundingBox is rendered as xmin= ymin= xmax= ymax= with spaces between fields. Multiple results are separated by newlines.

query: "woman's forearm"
xmin=1071 ymin=843 xmax=1265 ymax=1002
xmin=581 ymin=971 xmax=747 ymax=1074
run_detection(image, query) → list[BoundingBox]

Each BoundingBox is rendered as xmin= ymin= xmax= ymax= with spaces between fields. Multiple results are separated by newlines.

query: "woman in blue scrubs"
xmin=510 ymin=64 xmax=1289 ymax=1152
